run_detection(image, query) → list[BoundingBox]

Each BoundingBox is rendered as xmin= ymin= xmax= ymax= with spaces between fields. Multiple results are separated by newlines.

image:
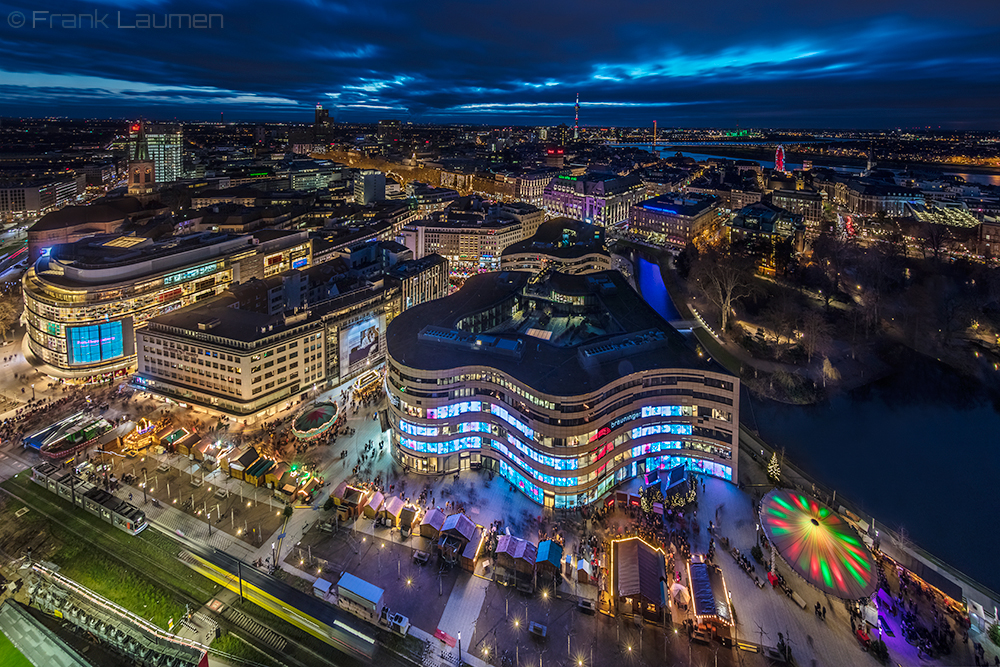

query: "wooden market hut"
xmin=380 ymin=495 xmax=405 ymax=527
xmin=244 ymin=458 xmax=275 ymax=487
xmin=439 ymin=513 xmax=477 ymax=563
xmin=688 ymin=557 xmax=733 ymax=635
xmin=399 ymin=505 xmax=418 ymax=537
xmin=330 ymin=481 xmax=367 ymax=520
xmin=496 ymin=535 xmax=537 ymax=588
xmin=460 ymin=526 xmax=485 ymax=573
xmin=419 ymin=508 xmax=445 ymax=539
xmin=536 ymin=540 xmax=564 ymax=584
xmin=228 ymin=446 xmax=260 ymax=480
xmin=175 ymin=432 xmax=200 ymax=458
xmin=265 ymin=461 xmax=289 ymax=489
xmin=158 ymin=428 xmax=190 ymax=453
xmin=613 ymin=537 xmax=668 ymax=622
xmin=362 ymin=490 xmax=385 ymax=519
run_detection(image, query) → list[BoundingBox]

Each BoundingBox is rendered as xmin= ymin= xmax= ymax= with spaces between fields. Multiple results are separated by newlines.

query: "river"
xmin=611 ymin=142 xmax=1000 ymax=185
xmin=633 ymin=253 xmax=1000 ymax=595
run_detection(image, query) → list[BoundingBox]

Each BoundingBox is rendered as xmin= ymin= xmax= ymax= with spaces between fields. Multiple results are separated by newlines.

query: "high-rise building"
xmin=354 ymin=169 xmax=386 ymax=204
xmin=315 ymin=103 xmax=330 ymax=126
xmin=130 ymin=123 xmax=182 ymax=184
xmin=127 ymin=123 xmax=156 ymax=196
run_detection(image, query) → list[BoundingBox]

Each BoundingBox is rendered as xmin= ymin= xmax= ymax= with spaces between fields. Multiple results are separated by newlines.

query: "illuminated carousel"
xmin=759 ymin=489 xmax=878 ymax=601
xmin=291 ymin=401 xmax=339 ymax=440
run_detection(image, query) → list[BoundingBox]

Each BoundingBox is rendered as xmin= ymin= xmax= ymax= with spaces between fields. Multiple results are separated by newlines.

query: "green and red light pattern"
xmin=759 ymin=489 xmax=877 ymax=600
xmin=292 ymin=402 xmax=339 ymax=440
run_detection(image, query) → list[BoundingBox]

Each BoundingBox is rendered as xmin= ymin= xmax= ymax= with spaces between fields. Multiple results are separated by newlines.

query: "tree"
xmin=799 ymin=310 xmax=831 ymax=362
xmin=0 ymin=298 xmax=17 ymax=342
xmin=767 ymin=452 xmax=781 ymax=483
xmin=692 ymin=247 xmax=756 ymax=335
xmin=822 ymin=357 xmax=841 ymax=386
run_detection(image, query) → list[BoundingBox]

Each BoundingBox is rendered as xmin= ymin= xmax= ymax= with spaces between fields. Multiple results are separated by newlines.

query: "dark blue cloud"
xmin=0 ymin=0 xmax=998 ymax=127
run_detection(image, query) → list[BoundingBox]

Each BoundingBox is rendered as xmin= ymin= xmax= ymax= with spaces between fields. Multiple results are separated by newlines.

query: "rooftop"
xmin=501 ymin=217 xmax=607 ymax=259
xmin=387 ymin=269 xmax=721 ymax=396
xmin=636 ymin=193 xmax=719 ymax=218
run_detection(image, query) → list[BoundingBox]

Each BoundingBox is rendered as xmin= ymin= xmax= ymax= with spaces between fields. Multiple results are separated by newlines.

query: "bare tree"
xmin=800 ymin=310 xmax=832 ymax=363
xmin=692 ymin=249 xmax=756 ymax=335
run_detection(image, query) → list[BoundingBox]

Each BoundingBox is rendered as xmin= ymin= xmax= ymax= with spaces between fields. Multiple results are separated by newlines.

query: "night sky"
xmin=1 ymin=0 xmax=998 ymax=128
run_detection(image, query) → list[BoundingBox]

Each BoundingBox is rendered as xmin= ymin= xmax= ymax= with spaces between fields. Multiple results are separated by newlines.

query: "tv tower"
xmin=775 ymin=144 xmax=786 ymax=172
xmin=574 ymin=93 xmax=579 ymax=141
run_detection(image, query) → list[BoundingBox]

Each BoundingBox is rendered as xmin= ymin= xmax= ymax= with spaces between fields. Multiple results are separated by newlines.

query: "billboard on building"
xmin=338 ymin=314 xmax=385 ymax=379
xmin=67 ymin=319 xmax=130 ymax=365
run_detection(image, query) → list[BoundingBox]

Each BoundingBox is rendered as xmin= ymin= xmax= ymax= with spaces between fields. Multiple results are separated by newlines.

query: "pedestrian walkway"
xmin=436 ymin=574 xmax=490 ymax=652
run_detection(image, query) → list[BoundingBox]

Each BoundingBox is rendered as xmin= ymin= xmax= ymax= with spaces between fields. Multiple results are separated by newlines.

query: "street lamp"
xmin=271 ymin=542 xmax=276 ymax=570
xmin=31 ymin=383 xmax=35 ymax=401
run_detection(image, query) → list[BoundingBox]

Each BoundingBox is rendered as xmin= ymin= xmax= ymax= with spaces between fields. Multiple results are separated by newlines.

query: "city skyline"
xmin=0 ymin=0 xmax=998 ymax=128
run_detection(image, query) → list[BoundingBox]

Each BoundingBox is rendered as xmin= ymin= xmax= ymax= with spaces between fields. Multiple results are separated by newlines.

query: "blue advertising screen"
xmin=67 ymin=321 xmax=125 ymax=365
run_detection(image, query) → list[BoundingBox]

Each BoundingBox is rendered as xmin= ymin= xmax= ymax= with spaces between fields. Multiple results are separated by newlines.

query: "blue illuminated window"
xmin=631 ymin=423 xmax=692 ymax=439
xmin=399 ymin=419 xmax=439 ymax=437
xmin=426 ymin=401 xmax=482 ymax=419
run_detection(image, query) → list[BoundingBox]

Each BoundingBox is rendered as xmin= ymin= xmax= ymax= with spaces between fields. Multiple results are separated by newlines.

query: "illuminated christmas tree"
xmin=768 ymin=452 xmax=781 ymax=483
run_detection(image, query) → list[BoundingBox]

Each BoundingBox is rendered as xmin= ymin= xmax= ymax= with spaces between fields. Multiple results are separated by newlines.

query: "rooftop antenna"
xmin=574 ymin=93 xmax=579 ymax=141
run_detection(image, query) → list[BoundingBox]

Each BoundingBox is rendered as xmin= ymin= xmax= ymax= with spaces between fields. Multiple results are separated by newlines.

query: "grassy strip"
xmin=211 ymin=633 xmax=286 ymax=667
xmin=0 ymin=473 xmax=219 ymax=628
xmin=0 ymin=633 xmax=32 ymax=667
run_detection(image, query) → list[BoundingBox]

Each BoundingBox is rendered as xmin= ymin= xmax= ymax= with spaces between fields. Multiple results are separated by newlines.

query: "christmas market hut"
xmin=612 ymin=537 xmax=668 ymax=622
xmin=330 ymin=482 xmax=367 ymax=520
xmin=399 ymin=505 xmax=418 ymax=537
xmin=688 ymin=555 xmax=733 ymax=637
xmin=175 ymin=432 xmax=201 ymax=458
xmin=536 ymin=540 xmax=564 ymax=584
xmin=244 ymin=458 xmax=275 ymax=487
xmin=362 ymin=490 xmax=385 ymax=519
xmin=461 ymin=525 xmax=486 ymax=573
xmin=419 ymin=508 xmax=445 ymax=539
xmin=265 ymin=461 xmax=289 ymax=489
xmin=439 ymin=513 xmax=476 ymax=564
xmin=228 ymin=446 xmax=260 ymax=480
xmin=380 ymin=495 xmax=405 ymax=527
xmin=496 ymin=535 xmax=537 ymax=590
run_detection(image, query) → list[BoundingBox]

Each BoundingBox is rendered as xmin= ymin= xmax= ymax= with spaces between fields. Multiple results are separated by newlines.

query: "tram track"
xmin=0 ymin=483 xmax=369 ymax=667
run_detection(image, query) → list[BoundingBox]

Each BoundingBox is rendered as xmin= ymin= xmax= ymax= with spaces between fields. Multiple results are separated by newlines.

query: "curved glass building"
xmin=385 ymin=269 xmax=739 ymax=508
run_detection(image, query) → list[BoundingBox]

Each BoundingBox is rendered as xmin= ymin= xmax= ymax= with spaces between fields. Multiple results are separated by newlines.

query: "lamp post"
xmin=271 ymin=542 xmax=276 ymax=570
xmin=31 ymin=384 xmax=35 ymax=401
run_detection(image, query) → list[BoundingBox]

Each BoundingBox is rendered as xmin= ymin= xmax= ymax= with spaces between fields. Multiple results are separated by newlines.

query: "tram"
xmin=181 ymin=546 xmax=377 ymax=662
xmin=30 ymin=464 xmax=148 ymax=536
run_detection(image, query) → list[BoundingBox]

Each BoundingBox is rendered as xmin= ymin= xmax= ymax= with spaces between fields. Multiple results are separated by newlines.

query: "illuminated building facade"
xmin=386 ymin=270 xmax=739 ymax=508
xmin=628 ymin=194 xmax=722 ymax=250
xmin=542 ymin=172 xmax=646 ymax=228
xmin=135 ymin=255 xmax=446 ymax=420
xmin=23 ymin=230 xmax=311 ymax=379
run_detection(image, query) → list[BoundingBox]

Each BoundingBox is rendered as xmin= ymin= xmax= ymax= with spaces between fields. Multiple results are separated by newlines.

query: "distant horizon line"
xmin=0 ymin=115 xmax=995 ymax=134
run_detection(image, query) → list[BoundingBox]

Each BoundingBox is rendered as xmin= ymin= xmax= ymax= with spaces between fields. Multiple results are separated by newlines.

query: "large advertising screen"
xmin=339 ymin=315 xmax=384 ymax=379
xmin=67 ymin=320 xmax=126 ymax=365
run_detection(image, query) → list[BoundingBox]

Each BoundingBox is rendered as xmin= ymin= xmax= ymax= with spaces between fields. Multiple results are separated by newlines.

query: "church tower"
xmin=127 ymin=122 xmax=156 ymax=196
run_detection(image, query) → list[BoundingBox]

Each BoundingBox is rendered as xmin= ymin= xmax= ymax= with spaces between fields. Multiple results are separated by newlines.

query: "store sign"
xmin=608 ymin=410 xmax=640 ymax=431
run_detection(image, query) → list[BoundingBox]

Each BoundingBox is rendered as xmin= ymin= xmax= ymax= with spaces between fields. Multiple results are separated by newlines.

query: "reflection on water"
xmin=946 ymin=172 xmax=1000 ymax=187
xmin=748 ymin=356 xmax=1000 ymax=594
xmin=635 ymin=256 xmax=680 ymax=321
